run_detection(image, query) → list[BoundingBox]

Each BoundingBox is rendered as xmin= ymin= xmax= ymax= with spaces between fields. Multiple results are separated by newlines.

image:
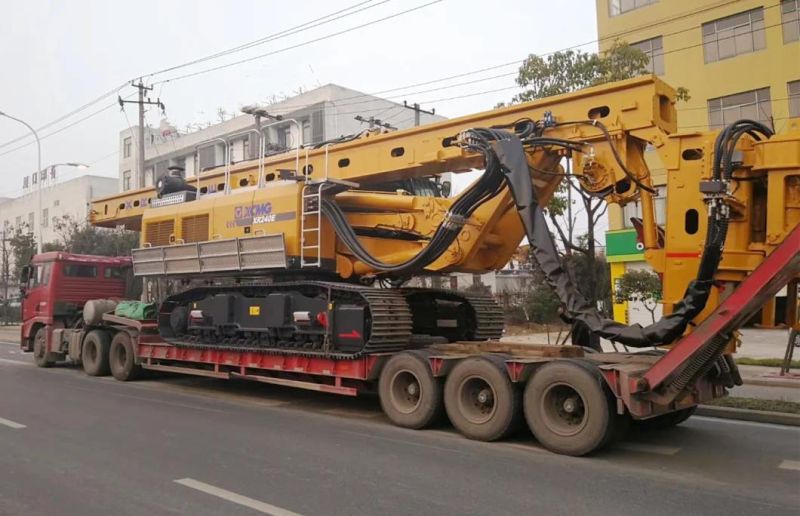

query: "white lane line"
xmin=0 ymin=417 xmax=27 ymax=429
xmin=778 ymin=460 xmax=800 ymax=471
xmin=175 ymin=478 xmax=302 ymax=516
xmin=0 ymin=358 xmax=31 ymax=366
xmin=617 ymin=442 xmax=681 ymax=456
xmin=322 ymin=408 xmax=381 ymax=419
xmin=693 ymin=415 xmax=800 ymax=432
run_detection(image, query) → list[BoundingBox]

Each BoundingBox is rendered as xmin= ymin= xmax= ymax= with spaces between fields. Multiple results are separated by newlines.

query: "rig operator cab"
xmin=19 ymin=252 xmax=132 ymax=367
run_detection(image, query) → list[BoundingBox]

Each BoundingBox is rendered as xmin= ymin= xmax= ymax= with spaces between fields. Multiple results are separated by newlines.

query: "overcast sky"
xmin=0 ymin=0 xmax=601 ymax=231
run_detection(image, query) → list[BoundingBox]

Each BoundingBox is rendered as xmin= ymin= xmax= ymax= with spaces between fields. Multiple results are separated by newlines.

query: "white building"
xmin=118 ymin=83 xmax=444 ymax=191
xmin=1 ymin=175 xmax=119 ymax=244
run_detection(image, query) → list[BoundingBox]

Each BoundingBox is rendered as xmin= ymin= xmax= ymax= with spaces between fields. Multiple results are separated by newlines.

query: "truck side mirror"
xmin=19 ymin=265 xmax=31 ymax=285
xmin=440 ymin=180 xmax=452 ymax=198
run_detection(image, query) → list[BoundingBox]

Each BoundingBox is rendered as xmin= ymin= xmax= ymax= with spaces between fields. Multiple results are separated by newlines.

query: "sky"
xmin=0 ymin=0 xmax=602 ymax=233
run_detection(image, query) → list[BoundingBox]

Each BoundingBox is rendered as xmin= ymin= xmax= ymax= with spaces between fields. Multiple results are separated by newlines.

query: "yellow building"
xmin=597 ymin=0 xmax=800 ymax=326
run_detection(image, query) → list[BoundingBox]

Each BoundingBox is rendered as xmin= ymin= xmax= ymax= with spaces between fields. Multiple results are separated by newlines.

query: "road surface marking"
xmin=617 ymin=442 xmax=681 ymax=456
xmin=0 ymin=358 xmax=31 ymax=366
xmin=322 ymin=408 xmax=381 ymax=419
xmin=0 ymin=417 xmax=26 ymax=429
xmin=778 ymin=460 xmax=800 ymax=471
xmin=175 ymin=478 xmax=302 ymax=516
xmin=693 ymin=415 xmax=800 ymax=432
xmin=340 ymin=429 xmax=469 ymax=455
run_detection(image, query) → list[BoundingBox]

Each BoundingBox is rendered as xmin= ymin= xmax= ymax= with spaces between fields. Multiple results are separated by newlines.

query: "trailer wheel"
xmin=82 ymin=330 xmax=111 ymax=377
xmin=444 ymin=357 xmax=521 ymax=442
xmin=33 ymin=327 xmax=54 ymax=368
xmin=379 ymin=353 xmax=444 ymax=429
xmin=633 ymin=406 xmax=696 ymax=431
xmin=524 ymin=361 xmax=616 ymax=456
xmin=109 ymin=332 xmax=142 ymax=382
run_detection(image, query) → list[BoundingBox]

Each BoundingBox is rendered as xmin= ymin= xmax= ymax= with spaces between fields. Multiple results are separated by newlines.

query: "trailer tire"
xmin=444 ymin=357 xmax=521 ymax=442
xmin=109 ymin=331 xmax=142 ymax=382
xmin=82 ymin=330 xmax=111 ymax=377
xmin=33 ymin=327 xmax=55 ymax=368
xmin=379 ymin=353 xmax=444 ymax=429
xmin=524 ymin=361 xmax=615 ymax=456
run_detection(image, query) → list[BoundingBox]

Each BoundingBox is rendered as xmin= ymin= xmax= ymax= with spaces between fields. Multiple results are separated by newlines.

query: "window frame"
xmin=608 ymin=0 xmax=657 ymax=17
xmin=783 ymin=0 xmax=800 ymax=43
xmin=788 ymin=80 xmax=800 ymax=118
xmin=123 ymin=136 xmax=132 ymax=158
xmin=702 ymin=8 xmax=766 ymax=63
xmin=630 ymin=36 xmax=664 ymax=75
xmin=707 ymin=87 xmax=772 ymax=130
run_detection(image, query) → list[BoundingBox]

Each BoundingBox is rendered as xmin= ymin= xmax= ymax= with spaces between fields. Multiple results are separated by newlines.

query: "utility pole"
xmin=354 ymin=115 xmax=396 ymax=131
xmin=1 ymin=230 xmax=8 ymax=325
xmin=402 ymin=101 xmax=435 ymax=127
xmin=119 ymin=80 xmax=165 ymax=189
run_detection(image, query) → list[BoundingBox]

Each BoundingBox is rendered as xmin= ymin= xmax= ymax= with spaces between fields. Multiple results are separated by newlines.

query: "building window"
xmin=15 ymin=216 xmax=21 ymax=227
xmin=784 ymin=0 xmax=800 ymax=43
xmin=41 ymin=208 xmax=48 ymax=228
xmin=631 ymin=36 xmax=664 ymax=75
xmin=702 ymin=8 xmax=766 ymax=63
xmin=28 ymin=212 xmax=34 ymax=229
xmin=243 ymin=137 xmax=250 ymax=160
xmin=122 ymin=170 xmax=131 ymax=191
xmin=708 ymin=88 xmax=772 ymax=129
xmin=302 ymin=120 xmax=311 ymax=145
xmin=609 ymin=0 xmax=656 ymax=17
xmin=789 ymin=80 xmax=800 ymax=118
xmin=53 ymin=199 xmax=60 ymax=207
xmin=123 ymin=137 xmax=132 ymax=158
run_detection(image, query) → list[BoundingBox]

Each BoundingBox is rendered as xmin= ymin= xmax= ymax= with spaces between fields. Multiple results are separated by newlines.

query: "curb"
xmin=696 ymin=405 xmax=800 ymax=427
xmin=744 ymin=378 xmax=800 ymax=389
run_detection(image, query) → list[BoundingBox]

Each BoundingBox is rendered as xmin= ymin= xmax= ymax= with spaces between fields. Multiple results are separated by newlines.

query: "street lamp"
xmin=0 ymin=110 xmax=44 ymax=243
xmin=37 ymin=162 xmax=90 ymax=252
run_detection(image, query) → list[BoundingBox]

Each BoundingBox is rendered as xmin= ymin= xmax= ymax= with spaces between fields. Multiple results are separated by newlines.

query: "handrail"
xmin=193 ymin=138 xmax=229 ymax=196
xmin=224 ymin=129 xmax=263 ymax=188
xmin=258 ymin=118 xmax=301 ymax=186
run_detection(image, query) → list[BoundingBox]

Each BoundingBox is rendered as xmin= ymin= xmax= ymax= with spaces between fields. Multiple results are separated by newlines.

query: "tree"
xmin=616 ymin=269 xmax=662 ymax=323
xmin=8 ymin=225 xmax=36 ymax=281
xmin=511 ymin=41 xmax=663 ymax=313
xmin=50 ymin=215 xmax=139 ymax=256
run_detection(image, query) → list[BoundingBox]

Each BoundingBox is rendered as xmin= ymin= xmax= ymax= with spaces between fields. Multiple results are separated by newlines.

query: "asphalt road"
xmin=0 ymin=341 xmax=798 ymax=516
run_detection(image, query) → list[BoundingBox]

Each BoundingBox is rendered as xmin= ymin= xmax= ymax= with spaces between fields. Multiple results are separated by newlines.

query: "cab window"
xmin=63 ymin=264 xmax=98 ymax=278
xmin=29 ymin=262 xmax=52 ymax=288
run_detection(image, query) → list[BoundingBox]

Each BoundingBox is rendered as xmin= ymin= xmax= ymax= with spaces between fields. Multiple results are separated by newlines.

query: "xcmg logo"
xmin=229 ymin=202 xmax=275 ymax=227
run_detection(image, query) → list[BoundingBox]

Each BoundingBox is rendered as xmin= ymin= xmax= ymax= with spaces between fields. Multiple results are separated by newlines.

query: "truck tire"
xmin=524 ymin=360 xmax=616 ymax=456
xmin=444 ymin=357 xmax=521 ymax=442
xmin=379 ymin=352 xmax=444 ymax=429
xmin=33 ymin=327 xmax=55 ymax=368
xmin=82 ymin=330 xmax=111 ymax=377
xmin=109 ymin=331 xmax=142 ymax=382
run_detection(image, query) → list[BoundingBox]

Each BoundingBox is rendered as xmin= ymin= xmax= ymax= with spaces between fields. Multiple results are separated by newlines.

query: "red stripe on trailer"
xmin=641 ymin=224 xmax=800 ymax=396
xmin=137 ymin=343 xmax=380 ymax=381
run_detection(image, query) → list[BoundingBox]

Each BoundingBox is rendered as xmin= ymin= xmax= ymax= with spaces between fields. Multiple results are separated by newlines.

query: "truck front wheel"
xmin=109 ymin=332 xmax=141 ymax=382
xmin=82 ymin=330 xmax=111 ymax=376
xmin=33 ymin=328 xmax=55 ymax=368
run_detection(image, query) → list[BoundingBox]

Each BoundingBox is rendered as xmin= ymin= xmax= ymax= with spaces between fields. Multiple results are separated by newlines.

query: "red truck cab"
xmin=20 ymin=253 xmax=132 ymax=353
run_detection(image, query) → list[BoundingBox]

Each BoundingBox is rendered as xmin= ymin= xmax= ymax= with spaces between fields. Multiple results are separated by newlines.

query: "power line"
xmin=0 ymin=1 xmax=398 ymax=151
xmin=0 ymin=0 xmax=783 ymax=155
xmin=152 ymin=1 xmax=443 ymax=85
xmin=144 ymin=1 xmax=385 ymax=78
